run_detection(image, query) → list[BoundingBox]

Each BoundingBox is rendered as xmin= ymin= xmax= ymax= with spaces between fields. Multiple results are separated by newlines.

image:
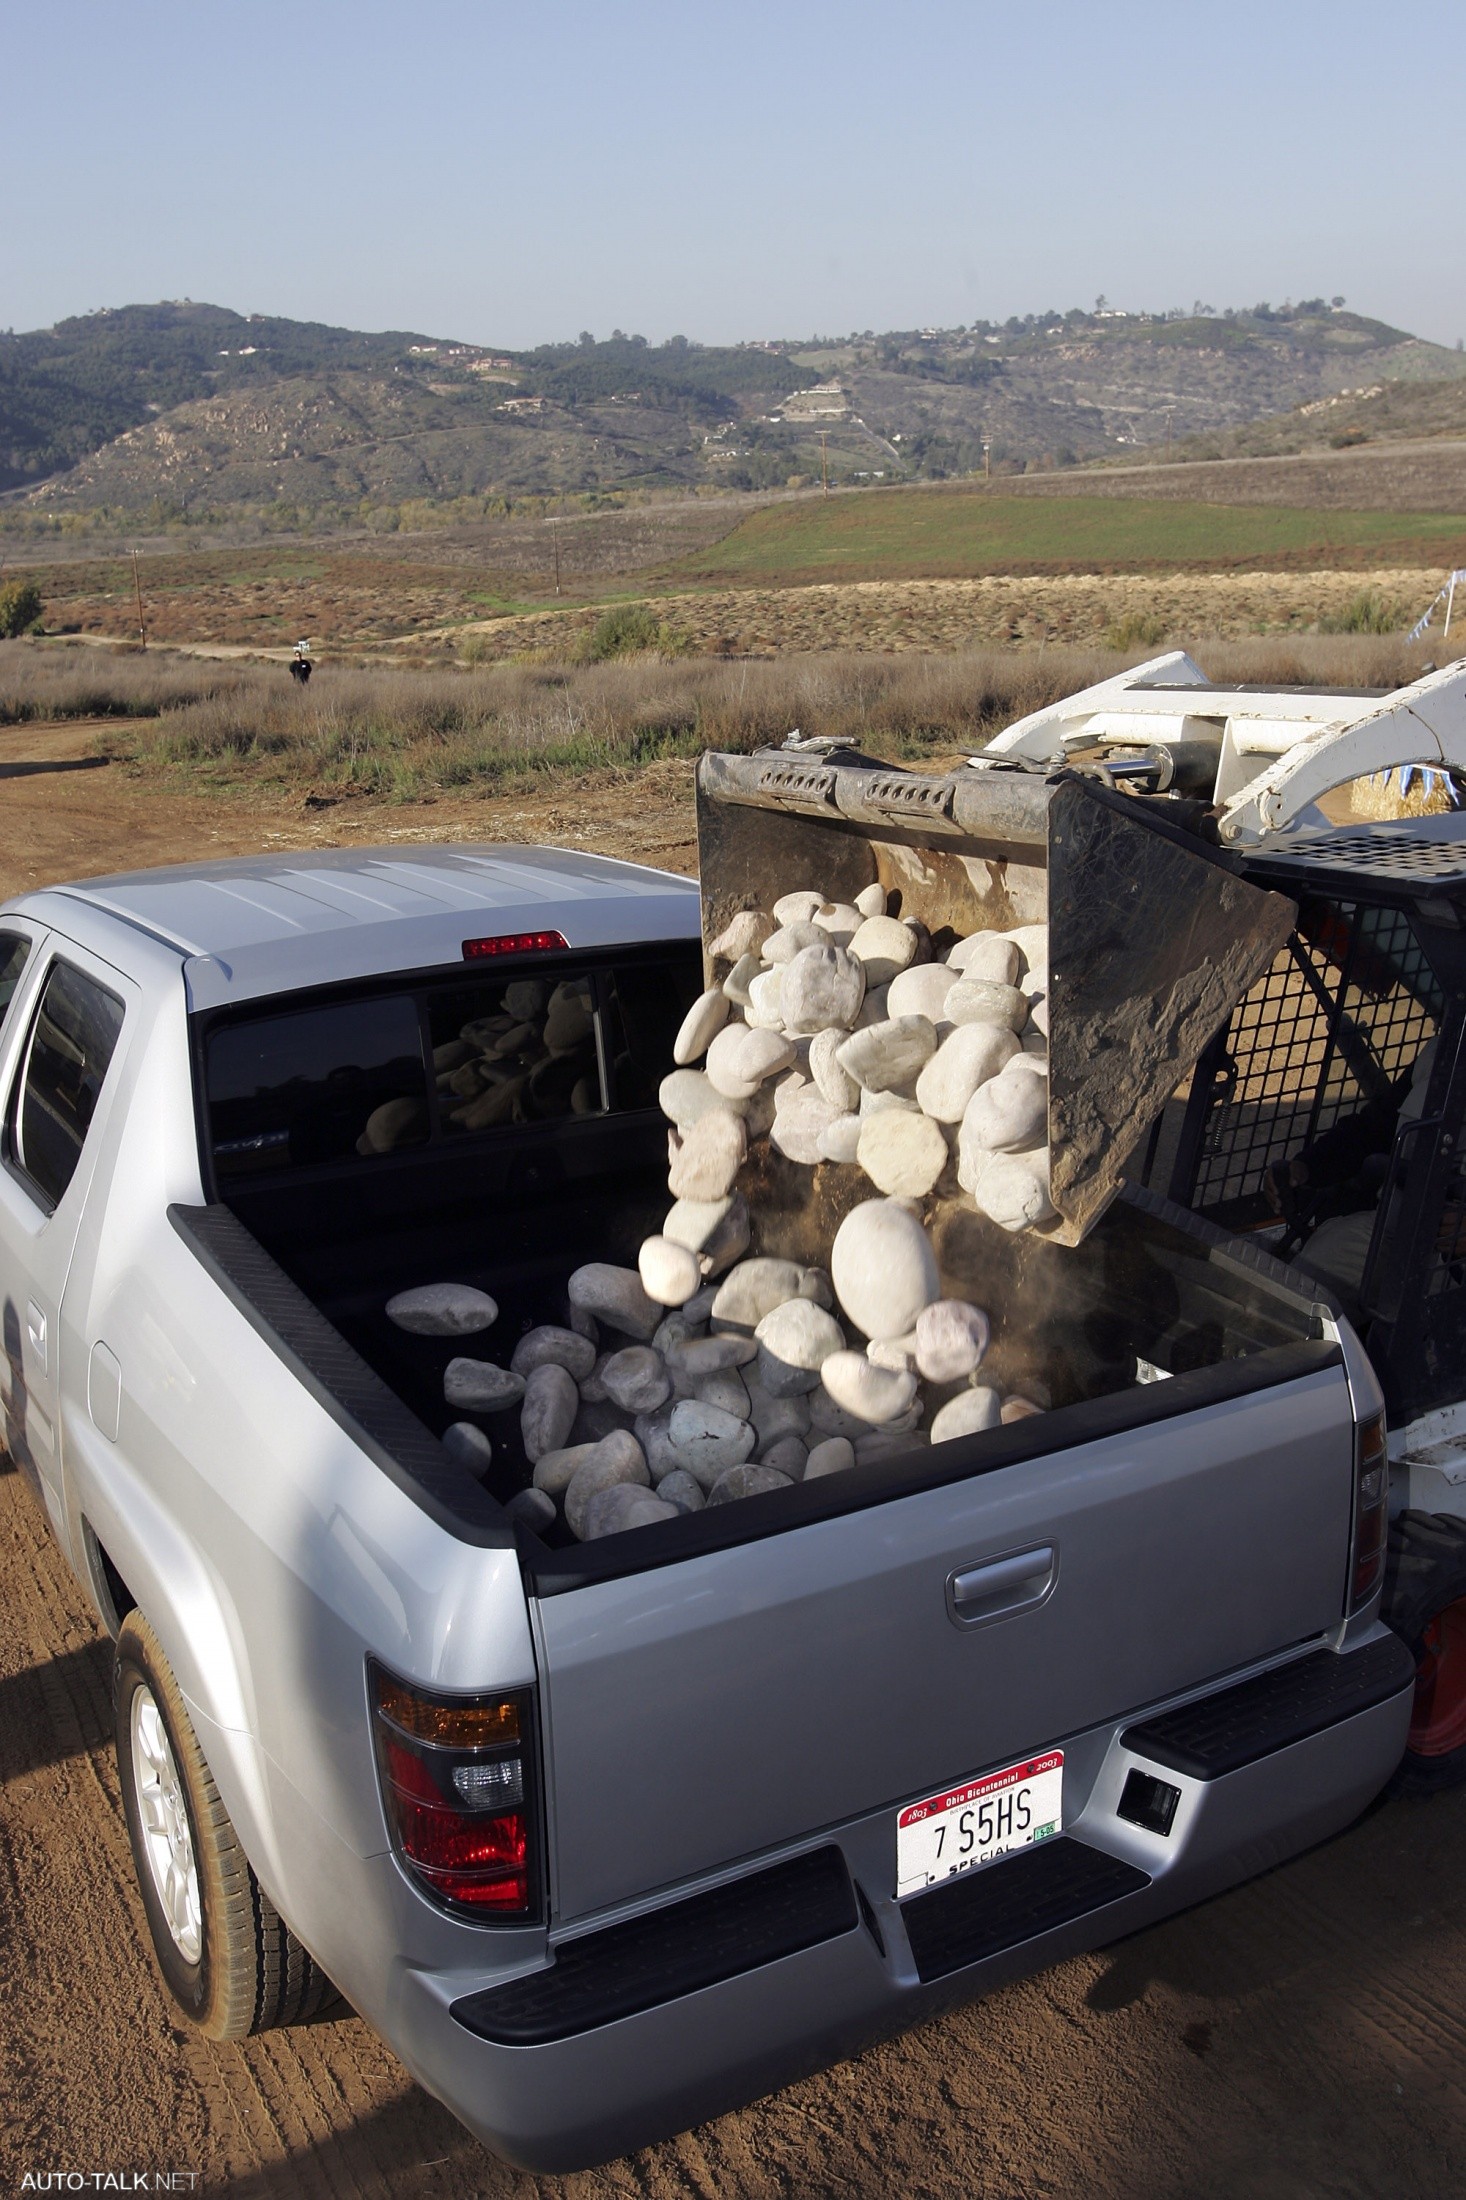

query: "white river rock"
xmin=804 ymin=1436 xmax=856 ymax=1479
xmin=772 ymin=889 xmax=825 ymax=926
xmin=712 ymin=1258 xmax=830 ymax=1332
xmin=948 ymin=933 xmax=1022 ymax=985
xmin=564 ymin=1431 xmax=651 ymax=1538
xmin=567 ymin=1263 xmax=661 ymax=1340
xmin=915 ymin=1301 xmax=991 ymax=1383
xmin=809 ymin=1027 xmax=860 ymax=1112
xmin=504 ymin=1485 xmax=556 ymax=1534
xmin=830 ymin=1198 xmax=940 ymax=1340
xmin=886 ymin=964 xmax=956 ymax=1024
xmin=709 ymin=910 xmax=775 ymax=963
xmin=695 ymin=1364 xmax=750 ymax=1420
xmin=930 ymin=1386 xmax=1004 ymax=1443
xmin=854 ymin=882 xmax=887 ymax=917
xmin=533 ymin=1440 xmax=601 ymax=1495
xmin=706 ymin=1462 xmax=795 ymax=1506
xmin=705 ymin=1024 xmax=795 ymax=1099
xmin=945 ymin=979 xmax=1029 ymax=1033
xmin=755 ymin=1299 xmax=846 ymax=1396
xmin=444 ymin=1358 xmax=525 ymax=1413
xmin=441 ymin=1421 xmax=495 ymax=1475
xmin=816 ymin=1112 xmax=862 ymax=1164
xmin=856 ymin=1108 xmax=948 ymax=1199
xmin=387 ymin=1283 xmax=499 ymax=1336
xmin=916 ymin=1023 xmax=1021 ymax=1123
xmin=669 ymin=1400 xmax=757 ymax=1486
xmin=759 ymin=1435 xmax=809 ymax=1478
xmin=673 ymin=986 xmax=730 ymax=1066
xmin=763 ymin=920 xmax=826 ymax=965
xmin=771 ymin=1089 xmax=843 ymax=1164
xmin=722 ymin=951 xmax=761 ymax=1007
xmin=848 ymin=914 xmax=919 ymax=985
xmin=665 ymin=1331 xmax=759 ymax=1376
xmin=867 ymin=1330 xmax=919 ymax=1373
xmin=973 ymin=1151 xmax=1057 ymax=1232
xmin=779 ymin=943 xmax=865 ymax=1036
xmin=820 ymin=1350 xmax=920 ymax=1426
xmin=510 ymin=1325 xmax=598 ymax=1381
xmin=964 ymin=1060 xmax=1048 ymax=1153
xmin=638 ymin=1235 xmax=703 ymax=1308
xmin=837 ymin=1016 xmax=938 ymax=1094
xmin=581 ymin=1483 xmax=680 ymax=1540
xmin=811 ymin=901 xmax=861 ymax=946
xmin=521 ymin=1363 xmax=579 ymax=1461
xmin=656 ymin=1468 xmax=707 ymax=1514
xmin=600 ymin=1346 xmax=671 ymax=1414
xmin=745 ymin=968 xmax=787 ymax=1029
xmin=667 ymin=1108 xmax=747 ymax=1201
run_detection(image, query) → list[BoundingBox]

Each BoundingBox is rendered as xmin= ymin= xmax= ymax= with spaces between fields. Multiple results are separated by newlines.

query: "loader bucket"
xmin=697 ymin=748 xmax=1297 ymax=1245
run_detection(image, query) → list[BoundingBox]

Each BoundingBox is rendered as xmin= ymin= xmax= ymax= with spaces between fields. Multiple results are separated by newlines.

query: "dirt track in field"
xmin=2 ymin=723 xmax=1465 ymax=2200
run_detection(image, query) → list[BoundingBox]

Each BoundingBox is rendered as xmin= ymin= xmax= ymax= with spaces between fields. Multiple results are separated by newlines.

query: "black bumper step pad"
xmin=1121 ymin=1633 xmax=1416 ymax=1782
xmin=452 ymin=1845 xmax=858 ymax=2045
xmin=902 ymin=1838 xmax=1150 ymax=1985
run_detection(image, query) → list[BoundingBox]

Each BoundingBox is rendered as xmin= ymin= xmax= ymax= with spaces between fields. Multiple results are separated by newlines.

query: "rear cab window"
xmin=7 ymin=960 xmax=126 ymax=1210
xmin=203 ymin=946 xmax=701 ymax=1190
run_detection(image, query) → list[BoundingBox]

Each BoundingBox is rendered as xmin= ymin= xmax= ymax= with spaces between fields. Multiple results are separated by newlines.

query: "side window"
xmin=11 ymin=961 xmax=126 ymax=1210
xmin=207 ymin=995 xmax=431 ymax=1182
xmin=427 ymin=973 xmax=603 ymax=1136
xmin=0 ymin=933 xmax=31 ymax=1041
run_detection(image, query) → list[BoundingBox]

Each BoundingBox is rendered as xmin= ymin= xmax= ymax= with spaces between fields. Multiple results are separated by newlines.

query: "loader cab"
xmin=1144 ymin=811 xmax=1466 ymax=1436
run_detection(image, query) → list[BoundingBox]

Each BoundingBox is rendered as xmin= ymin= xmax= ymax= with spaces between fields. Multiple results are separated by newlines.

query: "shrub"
xmin=581 ymin=603 xmax=686 ymax=662
xmin=1102 ymin=608 xmax=1169 ymax=650
xmin=1319 ymin=589 xmax=1401 ymax=636
xmin=0 ymin=580 xmax=44 ymax=638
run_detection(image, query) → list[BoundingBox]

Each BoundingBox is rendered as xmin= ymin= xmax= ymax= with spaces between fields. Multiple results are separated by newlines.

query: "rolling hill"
xmin=4 ymin=297 xmax=1466 ymax=528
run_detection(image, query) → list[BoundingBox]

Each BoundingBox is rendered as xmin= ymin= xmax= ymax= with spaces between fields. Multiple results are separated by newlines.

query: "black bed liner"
xmin=169 ymin=1194 xmax=1343 ymax=1591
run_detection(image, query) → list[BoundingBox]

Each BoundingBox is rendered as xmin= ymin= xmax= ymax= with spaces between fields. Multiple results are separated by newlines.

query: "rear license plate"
xmin=896 ymin=1750 xmax=1063 ymax=1899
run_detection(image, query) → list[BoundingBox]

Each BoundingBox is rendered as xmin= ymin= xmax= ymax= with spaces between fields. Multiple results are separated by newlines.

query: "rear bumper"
xmin=392 ymin=1628 xmax=1414 ymax=2170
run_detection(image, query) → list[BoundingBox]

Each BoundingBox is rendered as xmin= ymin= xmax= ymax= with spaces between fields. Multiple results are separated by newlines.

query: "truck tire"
xmin=114 ymin=1611 xmax=339 ymax=2036
xmin=1384 ymin=1510 xmax=1466 ymax=1793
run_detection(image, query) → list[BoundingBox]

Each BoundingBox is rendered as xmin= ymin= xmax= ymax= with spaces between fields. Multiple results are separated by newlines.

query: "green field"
xmin=669 ymin=490 xmax=1466 ymax=586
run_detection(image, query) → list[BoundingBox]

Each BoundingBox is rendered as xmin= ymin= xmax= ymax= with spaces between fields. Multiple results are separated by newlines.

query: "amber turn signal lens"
xmin=374 ymin=1674 xmax=521 ymax=1750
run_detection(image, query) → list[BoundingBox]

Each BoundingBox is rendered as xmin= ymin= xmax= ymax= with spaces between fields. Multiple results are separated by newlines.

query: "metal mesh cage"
xmin=1190 ymin=902 xmax=1441 ymax=1223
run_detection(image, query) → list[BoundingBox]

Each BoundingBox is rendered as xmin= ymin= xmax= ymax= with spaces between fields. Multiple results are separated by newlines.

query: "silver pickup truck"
xmin=0 ymin=828 xmax=1415 ymax=2171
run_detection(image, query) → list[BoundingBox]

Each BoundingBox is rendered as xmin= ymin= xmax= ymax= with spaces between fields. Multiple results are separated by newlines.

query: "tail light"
xmin=463 ymin=932 xmax=568 ymax=960
xmin=1349 ymin=1410 xmax=1389 ymax=1610
xmin=369 ymin=1663 xmax=541 ymax=1921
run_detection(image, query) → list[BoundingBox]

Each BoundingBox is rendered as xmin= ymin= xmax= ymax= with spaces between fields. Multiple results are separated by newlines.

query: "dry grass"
xmin=1 ymin=632 xmax=1442 ymax=804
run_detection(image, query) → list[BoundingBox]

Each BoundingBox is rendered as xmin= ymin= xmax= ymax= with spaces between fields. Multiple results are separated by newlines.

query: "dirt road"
xmin=2 ymin=724 xmax=1464 ymax=2200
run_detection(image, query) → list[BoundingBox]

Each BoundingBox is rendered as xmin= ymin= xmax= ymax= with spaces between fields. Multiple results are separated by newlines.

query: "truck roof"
xmin=20 ymin=843 xmax=701 ymax=1011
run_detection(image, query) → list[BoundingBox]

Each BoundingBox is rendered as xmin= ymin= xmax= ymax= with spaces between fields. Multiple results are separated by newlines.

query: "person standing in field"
xmin=289 ymin=641 xmax=314 ymax=687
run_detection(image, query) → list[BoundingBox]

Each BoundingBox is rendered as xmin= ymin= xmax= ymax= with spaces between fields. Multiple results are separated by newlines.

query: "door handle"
xmin=947 ymin=1545 xmax=1056 ymax=1629
xmin=26 ymin=1301 xmax=47 ymax=1371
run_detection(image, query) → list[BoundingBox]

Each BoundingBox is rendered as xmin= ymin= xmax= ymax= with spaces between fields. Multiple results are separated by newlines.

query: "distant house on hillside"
xmin=468 ymin=355 xmax=518 ymax=375
xmin=781 ymin=381 xmax=850 ymax=420
xmin=498 ymin=395 xmax=546 ymax=415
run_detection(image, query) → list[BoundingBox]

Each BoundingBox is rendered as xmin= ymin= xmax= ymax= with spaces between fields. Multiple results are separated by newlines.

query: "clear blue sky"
xmin=5 ymin=0 xmax=1462 ymax=349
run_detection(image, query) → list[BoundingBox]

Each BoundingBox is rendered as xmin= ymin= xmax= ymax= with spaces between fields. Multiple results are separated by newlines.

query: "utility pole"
xmin=132 ymin=548 xmax=147 ymax=650
xmin=820 ymin=433 xmax=830 ymax=497
xmin=1164 ymin=407 xmax=1174 ymax=460
xmin=983 ymin=438 xmax=992 ymax=483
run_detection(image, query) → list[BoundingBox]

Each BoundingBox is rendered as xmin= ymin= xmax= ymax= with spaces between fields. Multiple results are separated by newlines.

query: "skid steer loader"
xmin=697 ymin=652 xmax=1466 ymax=1790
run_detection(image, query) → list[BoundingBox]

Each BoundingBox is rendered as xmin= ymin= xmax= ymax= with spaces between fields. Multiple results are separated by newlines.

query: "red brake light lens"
xmin=1350 ymin=1411 xmax=1389 ymax=1609
xmin=370 ymin=1665 xmax=539 ymax=1921
xmin=462 ymin=932 xmax=569 ymax=960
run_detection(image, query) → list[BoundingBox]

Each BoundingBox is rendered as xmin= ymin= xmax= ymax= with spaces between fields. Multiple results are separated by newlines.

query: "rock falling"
xmin=389 ymin=893 xmax=1054 ymax=1540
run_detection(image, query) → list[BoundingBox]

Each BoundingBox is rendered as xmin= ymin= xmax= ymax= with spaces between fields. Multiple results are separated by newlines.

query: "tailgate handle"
xmin=947 ymin=1546 xmax=1056 ymax=1629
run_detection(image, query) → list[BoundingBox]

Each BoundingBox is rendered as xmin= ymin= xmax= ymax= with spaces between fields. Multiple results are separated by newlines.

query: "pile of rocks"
xmin=385 ymin=887 xmax=1052 ymax=1544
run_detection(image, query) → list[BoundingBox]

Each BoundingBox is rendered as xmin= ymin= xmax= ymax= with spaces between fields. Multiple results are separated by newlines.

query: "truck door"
xmin=0 ymin=939 xmax=130 ymax=1533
